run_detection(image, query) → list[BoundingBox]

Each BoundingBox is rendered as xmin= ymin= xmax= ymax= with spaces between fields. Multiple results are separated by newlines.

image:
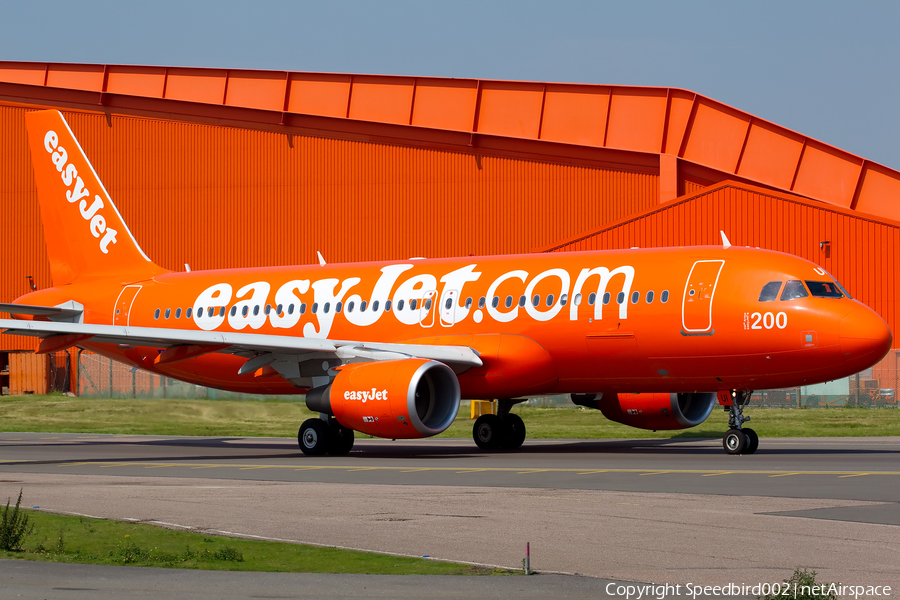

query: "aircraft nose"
xmin=839 ymin=304 xmax=893 ymax=363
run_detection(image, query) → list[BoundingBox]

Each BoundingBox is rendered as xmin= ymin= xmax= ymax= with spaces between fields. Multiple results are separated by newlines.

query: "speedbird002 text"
xmin=0 ymin=110 xmax=892 ymax=457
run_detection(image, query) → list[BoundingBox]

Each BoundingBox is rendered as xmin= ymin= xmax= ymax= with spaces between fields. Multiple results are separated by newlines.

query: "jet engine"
xmin=305 ymin=358 xmax=460 ymax=439
xmin=595 ymin=392 xmax=717 ymax=430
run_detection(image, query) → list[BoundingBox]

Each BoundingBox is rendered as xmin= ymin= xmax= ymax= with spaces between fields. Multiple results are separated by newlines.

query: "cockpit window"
xmin=758 ymin=281 xmax=782 ymax=302
xmin=806 ymin=281 xmax=843 ymax=298
xmin=780 ymin=280 xmax=809 ymax=301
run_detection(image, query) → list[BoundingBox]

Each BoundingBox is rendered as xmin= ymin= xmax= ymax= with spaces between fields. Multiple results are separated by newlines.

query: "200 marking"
xmin=750 ymin=311 xmax=787 ymax=330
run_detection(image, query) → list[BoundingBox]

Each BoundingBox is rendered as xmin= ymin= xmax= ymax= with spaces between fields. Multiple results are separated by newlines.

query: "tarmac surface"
xmin=1 ymin=433 xmax=899 ymax=594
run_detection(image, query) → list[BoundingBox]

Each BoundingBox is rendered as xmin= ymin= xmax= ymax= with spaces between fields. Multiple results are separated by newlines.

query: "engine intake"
xmin=596 ymin=392 xmax=717 ymax=430
xmin=305 ymin=358 xmax=460 ymax=439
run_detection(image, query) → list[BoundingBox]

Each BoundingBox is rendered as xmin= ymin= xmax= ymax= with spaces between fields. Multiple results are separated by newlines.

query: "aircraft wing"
xmin=0 ymin=318 xmax=483 ymax=375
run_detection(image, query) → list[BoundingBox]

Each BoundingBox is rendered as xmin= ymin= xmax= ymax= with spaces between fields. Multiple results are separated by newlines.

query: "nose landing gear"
xmin=722 ymin=390 xmax=758 ymax=455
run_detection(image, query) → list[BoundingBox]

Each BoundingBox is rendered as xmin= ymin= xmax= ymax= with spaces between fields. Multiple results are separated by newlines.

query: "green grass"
xmin=0 ymin=508 xmax=510 ymax=574
xmin=0 ymin=394 xmax=898 ymax=438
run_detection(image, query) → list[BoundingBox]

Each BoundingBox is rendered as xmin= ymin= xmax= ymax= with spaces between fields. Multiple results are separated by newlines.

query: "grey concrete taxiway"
xmin=1 ymin=433 xmax=899 ymax=589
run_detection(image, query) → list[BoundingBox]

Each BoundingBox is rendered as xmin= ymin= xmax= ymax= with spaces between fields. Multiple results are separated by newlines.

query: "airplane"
xmin=0 ymin=110 xmax=892 ymax=457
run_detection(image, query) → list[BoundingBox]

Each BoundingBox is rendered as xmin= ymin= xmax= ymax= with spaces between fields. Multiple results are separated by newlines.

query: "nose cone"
xmin=840 ymin=304 xmax=893 ymax=366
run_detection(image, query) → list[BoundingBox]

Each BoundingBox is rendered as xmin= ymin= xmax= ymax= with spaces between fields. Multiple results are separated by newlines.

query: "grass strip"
xmin=0 ymin=508 xmax=512 ymax=574
xmin=0 ymin=395 xmax=898 ymax=439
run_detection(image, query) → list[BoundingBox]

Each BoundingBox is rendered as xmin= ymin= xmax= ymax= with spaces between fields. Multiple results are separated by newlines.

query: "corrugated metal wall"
xmin=0 ymin=104 xmax=659 ymax=349
xmin=548 ymin=183 xmax=900 ymax=341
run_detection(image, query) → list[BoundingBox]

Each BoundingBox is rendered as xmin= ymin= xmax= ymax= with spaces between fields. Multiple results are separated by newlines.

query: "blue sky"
xmin=2 ymin=1 xmax=898 ymax=168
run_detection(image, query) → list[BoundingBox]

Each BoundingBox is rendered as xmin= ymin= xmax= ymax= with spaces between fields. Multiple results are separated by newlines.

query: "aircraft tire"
xmin=722 ymin=429 xmax=747 ymax=455
xmin=742 ymin=428 xmax=759 ymax=454
xmin=501 ymin=413 xmax=526 ymax=450
xmin=298 ymin=418 xmax=330 ymax=456
xmin=473 ymin=414 xmax=503 ymax=450
xmin=328 ymin=423 xmax=355 ymax=456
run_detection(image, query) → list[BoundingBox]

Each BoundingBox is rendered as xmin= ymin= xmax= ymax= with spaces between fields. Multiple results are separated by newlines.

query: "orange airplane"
xmin=0 ymin=110 xmax=892 ymax=456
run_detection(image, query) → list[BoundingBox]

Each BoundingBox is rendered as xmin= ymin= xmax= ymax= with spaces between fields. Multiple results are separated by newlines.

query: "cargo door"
xmin=113 ymin=285 xmax=142 ymax=326
xmin=681 ymin=260 xmax=724 ymax=333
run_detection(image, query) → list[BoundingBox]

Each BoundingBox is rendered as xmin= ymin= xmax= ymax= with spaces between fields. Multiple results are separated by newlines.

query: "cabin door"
xmin=681 ymin=260 xmax=724 ymax=333
xmin=113 ymin=285 xmax=142 ymax=326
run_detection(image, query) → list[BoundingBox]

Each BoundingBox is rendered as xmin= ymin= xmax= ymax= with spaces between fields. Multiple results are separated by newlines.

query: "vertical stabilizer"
xmin=24 ymin=110 xmax=166 ymax=286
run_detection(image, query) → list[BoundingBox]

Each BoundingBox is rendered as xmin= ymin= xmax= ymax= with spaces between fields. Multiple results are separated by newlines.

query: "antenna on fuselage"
xmin=317 ymin=251 xmax=326 ymax=266
xmin=720 ymin=231 xmax=732 ymax=249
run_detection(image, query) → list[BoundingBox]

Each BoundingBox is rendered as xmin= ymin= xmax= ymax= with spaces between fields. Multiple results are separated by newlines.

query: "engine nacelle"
xmin=305 ymin=359 xmax=460 ymax=439
xmin=596 ymin=392 xmax=717 ymax=430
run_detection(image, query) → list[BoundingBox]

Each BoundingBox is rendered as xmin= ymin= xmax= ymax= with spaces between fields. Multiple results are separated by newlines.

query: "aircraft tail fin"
xmin=24 ymin=110 xmax=166 ymax=286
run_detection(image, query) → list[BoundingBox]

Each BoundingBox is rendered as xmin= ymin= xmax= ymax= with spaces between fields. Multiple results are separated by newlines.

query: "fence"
xmin=74 ymin=349 xmax=900 ymax=408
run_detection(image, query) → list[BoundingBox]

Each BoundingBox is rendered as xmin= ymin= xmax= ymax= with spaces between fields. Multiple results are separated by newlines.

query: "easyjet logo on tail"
xmin=43 ymin=130 xmax=118 ymax=254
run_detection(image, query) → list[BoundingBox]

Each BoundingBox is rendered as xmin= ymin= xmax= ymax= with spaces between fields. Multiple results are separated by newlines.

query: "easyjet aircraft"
xmin=0 ymin=110 xmax=892 ymax=456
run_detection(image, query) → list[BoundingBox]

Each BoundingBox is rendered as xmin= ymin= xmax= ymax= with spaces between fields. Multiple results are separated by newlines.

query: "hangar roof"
xmin=1 ymin=61 xmax=898 ymax=221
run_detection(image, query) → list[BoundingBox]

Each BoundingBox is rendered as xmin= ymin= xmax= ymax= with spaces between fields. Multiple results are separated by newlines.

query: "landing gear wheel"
xmin=473 ymin=414 xmax=503 ymax=450
xmin=298 ymin=418 xmax=330 ymax=456
xmin=742 ymin=428 xmax=759 ymax=454
xmin=501 ymin=413 xmax=526 ymax=450
xmin=327 ymin=422 xmax=355 ymax=456
xmin=722 ymin=429 xmax=747 ymax=455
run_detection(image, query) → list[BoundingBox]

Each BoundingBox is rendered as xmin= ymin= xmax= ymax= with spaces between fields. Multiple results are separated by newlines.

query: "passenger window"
xmin=478 ymin=297 xmax=486 ymax=309
xmin=385 ymin=300 xmax=392 ymax=312
xmin=546 ymin=294 xmax=554 ymax=307
xmin=241 ymin=306 xmax=249 ymax=317
xmin=253 ymin=306 xmax=260 ymax=316
xmin=230 ymin=306 xmax=237 ymax=317
xmin=588 ymin=293 xmax=596 ymax=305
xmin=276 ymin=304 xmax=283 ymax=315
xmin=806 ymin=281 xmax=843 ymax=298
xmin=324 ymin=303 xmax=331 ymax=313
xmin=505 ymin=296 xmax=513 ymax=308
xmin=219 ymin=307 xmax=225 ymax=317
xmin=617 ymin=292 xmax=625 ymax=304
xmin=661 ymin=291 xmax=669 ymax=303
xmin=397 ymin=299 xmax=405 ymax=311
xmin=574 ymin=293 xmax=582 ymax=306
xmin=288 ymin=304 xmax=295 ymax=315
xmin=631 ymin=291 xmax=639 ymax=304
xmin=347 ymin=301 xmax=355 ymax=313
xmin=410 ymin=299 xmax=418 ymax=310
xmin=519 ymin=296 xmax=526 ymax=307
xmin=424 ymin=299 xmax=431 ymax=310
xmin=335 ymin=302 xmax=342 ymax=313
xmin=603 ymin=292 xmax=610 ymax=305
xmin=465 ymin=297 xmax=473 ymax=309
xmin=372 ymin=300 xmax=380 ymax=312
xmin=646 ymin=291 xmax=654 ymax=304
xmin=165 ymin=308 xmax=171 ymax=319
xmin=780 ymin=280 xmax=809 ymax=301
xmin=445 ymin=298 xmax=453 ymax=310
xmin=758 ymin=281 xmax=782 ymax=302
xmin=312 ymin=303 xmax=318 ymax=314
xmin=560 ymin=294 xmax=567 ymax=306
xmin=208 ymin=307 xmax=215 ymax=317
xmin=300 ymin=303 xmax=307 ymax=315
xmin=186 ymin=307 xmax=192 ymax=319
xmin=360 ymin=301 xmax=368 ymax=312
xmin=154 ymin=309 xmax=160 ymax=319
xmin=492 ymin=297 xmax=500 ymax=308
xmin=265 ymin=304 xmax=271 ymax=315
xmin=532 ymin=295 xmax=540 ymax=307
xmin=175 ymin=308 xmax=182 ymax=319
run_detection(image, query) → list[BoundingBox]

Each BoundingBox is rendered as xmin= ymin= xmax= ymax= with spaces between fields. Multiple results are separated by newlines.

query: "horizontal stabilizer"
xmin=0 ymin=302 xmax=83 ymax=321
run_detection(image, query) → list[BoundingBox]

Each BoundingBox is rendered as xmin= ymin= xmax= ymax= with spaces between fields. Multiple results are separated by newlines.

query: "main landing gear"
xmin=298 ymin=416 xmax=355 ymax=456
xmin=722 ymin=391 xmax=758 ymax=455
xmin=472 ymin=399 xmax=527 ymax=451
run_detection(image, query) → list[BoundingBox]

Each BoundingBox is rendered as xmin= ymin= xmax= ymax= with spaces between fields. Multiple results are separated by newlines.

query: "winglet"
xmin=317 ymin=251 xmax=326 ymax=266
xmin=720 ymin=231 xmax=731 ymax=249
